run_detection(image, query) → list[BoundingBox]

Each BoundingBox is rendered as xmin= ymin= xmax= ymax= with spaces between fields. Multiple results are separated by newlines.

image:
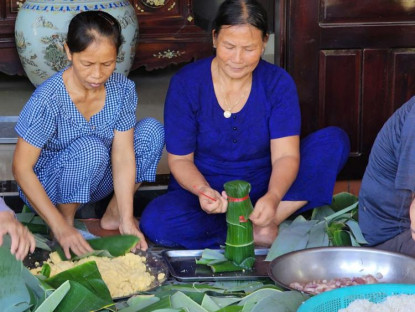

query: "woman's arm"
xmin=112 ymin=128 xmax=148 ymax=249
xmin=12 ymin=138 xmax=92 ymax=258
xmin=249 ymin=135 xmax=300 ymax=227
xmin=168 ymin=152 xmax=228 ymax=214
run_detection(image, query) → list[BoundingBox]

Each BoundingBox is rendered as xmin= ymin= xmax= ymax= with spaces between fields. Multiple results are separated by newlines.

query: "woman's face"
xmin=65 ymin=34 xmax=117 ymax=90
xmin=213 ymin=24 xmax=267 ymax=79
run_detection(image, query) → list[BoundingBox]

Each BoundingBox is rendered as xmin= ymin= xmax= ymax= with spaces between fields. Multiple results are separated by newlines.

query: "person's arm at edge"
xmin=0 ymin=197 xmax=36 ymax=260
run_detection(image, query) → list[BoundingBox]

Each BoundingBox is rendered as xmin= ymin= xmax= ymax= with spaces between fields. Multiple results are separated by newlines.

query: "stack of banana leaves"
xmin=265 ymin=192 xmax=366 ymax=261
xmin=1 ymin=192 xmax=364 ymax=312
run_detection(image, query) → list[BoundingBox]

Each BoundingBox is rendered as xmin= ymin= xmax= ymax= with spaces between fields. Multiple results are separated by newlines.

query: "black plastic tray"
xmin=161 ymin=249 xmax=269 ymax=282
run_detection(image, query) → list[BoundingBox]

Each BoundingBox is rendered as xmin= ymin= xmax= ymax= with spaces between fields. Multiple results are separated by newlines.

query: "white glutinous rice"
xmin=339 ymin=294 xmax=415 ymax=312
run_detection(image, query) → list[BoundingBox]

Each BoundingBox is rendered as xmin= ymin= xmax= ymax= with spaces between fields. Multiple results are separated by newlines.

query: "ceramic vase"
xmin=15 ymin=0 xmax=138 ymax=87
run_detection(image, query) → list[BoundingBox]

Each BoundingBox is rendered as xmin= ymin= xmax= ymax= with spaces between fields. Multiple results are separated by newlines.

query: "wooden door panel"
xmin=282 ymin=0 xmax=415 ymax=179
xmin=361 ymin=49 xmax=390 ymax=155
xmin=391 ymin=50 xmax=415 ymax=110
xmin=321 ymin=0 xmax=415 ymax=22
xmin=318 ymin=50 xmax=361 ymax=155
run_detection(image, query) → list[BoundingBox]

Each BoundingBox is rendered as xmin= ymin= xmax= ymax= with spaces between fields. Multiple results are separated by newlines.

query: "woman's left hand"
xmin=198 ymin=186 xmax=228 ymax=214
xmin=249 ymin=192 xmax=279 ymax=227
xmin=119 ymin=218 xmax=148 ymax=251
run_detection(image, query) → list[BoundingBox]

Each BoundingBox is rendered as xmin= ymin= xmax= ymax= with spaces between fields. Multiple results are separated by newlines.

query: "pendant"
xmin=223 ymin=110 xmax=232 ymax=118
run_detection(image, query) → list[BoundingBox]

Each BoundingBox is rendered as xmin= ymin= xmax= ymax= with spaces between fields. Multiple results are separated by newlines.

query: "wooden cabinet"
xmin=279 ymin=0 xmax=415 ymax=179
xmin=0 ymin=0 xmax=22 ymax=75
xmin=0 ymin=0 xmax=213 ymax=75
xmin=131 ymin=0 xmax=212 ymax=70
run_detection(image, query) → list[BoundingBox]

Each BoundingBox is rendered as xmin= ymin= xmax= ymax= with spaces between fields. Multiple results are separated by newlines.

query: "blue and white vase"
xmin=15 ymin=0 xmax=138 ymax=87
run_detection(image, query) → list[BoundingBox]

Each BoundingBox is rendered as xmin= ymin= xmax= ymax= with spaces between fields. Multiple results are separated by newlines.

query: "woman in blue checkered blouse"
xmin=12 ymin=11 xmax=164 ymax=259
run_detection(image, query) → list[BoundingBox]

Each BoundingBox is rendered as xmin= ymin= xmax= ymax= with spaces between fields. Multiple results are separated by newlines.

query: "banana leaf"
xmin=331 ymin=230 xmax=352 ymax=246
xmin=0 ymin=243 xmax=32 ymax=311
xmin=171 ymin=291 xmax=209 ymax=312
xmin=195 ymin=249 xmax=227 ymax=265
xmin=265 ymin=216 xmax=316 ymax=261
xmin=32 ymin=234 xmax=51 ymax=252
xmin=119 ymin=295 xmax=160 ymax=312
xmin=44 ymin=261 xmax=113 ymax=311
xmin=346 ymin=220 xmax=368 ymax=244
xmin=56 ymin=234 xmax=139 ymax=260
xmin=52 ymin=280 xmax=114 ymax=312
xmin=34 ymin=280 xmax=70 ymax=312
xmin=310 ymin=205 xmax=335 ymax=220
xmin=306 ymin=221 xmax=328 ymax=248
xmin=330 ymin=192 xmax=358 ymax=212
xmin=208 ymin=261 xmax=246 ymax=273
xmin=40 ymin=263 xmax=51 ymax=278
xmin=212 ymin=281 xmax=273 ymax=293
xmin=217 ymin=307 xmax=243 ymax=312
xmin=0 ymin=236 xmax=57 ymax=312
xmin=249 ymin=291 xmax=307 ymax=312
xmin=16 ymin=213 xmax=49 ymax=235
xmin=210 ymin=297 xmax=241 ymax=310
xmin=119 ymin=296 xmax=174 ymax=312
xmin=201 ymin=294 xmax=221 ymax=311
xmin=237 ymin=288 xmax=282 ymax=306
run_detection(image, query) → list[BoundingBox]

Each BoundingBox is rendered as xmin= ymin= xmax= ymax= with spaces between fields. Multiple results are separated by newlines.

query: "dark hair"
xmin=66 ymin=11 xmax=123 ymax=54
xmin=212 ymin=0 xmax=268 ymax=40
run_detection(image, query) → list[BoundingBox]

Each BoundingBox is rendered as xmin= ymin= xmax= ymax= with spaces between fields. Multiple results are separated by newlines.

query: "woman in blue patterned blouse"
xmin=12 ymin=11 xmax=164 ymax=259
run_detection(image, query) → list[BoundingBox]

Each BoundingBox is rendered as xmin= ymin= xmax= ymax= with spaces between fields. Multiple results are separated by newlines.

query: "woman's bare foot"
xmin=100 ymin=204 xmax=120 ymax=230
xmin=253 ymin=223 xmax=278 ymax=247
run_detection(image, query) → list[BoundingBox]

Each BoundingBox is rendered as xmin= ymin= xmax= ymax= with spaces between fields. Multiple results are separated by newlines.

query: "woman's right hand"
xmin=197 ymin=186 xmax=228 ymax=214
xmin=54 ymin=224 xmax=93 ymax=259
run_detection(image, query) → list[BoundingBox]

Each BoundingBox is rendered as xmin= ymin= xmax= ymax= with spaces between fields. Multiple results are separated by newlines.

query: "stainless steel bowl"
xmin=268 ymin=247 xmax=415 ymax=293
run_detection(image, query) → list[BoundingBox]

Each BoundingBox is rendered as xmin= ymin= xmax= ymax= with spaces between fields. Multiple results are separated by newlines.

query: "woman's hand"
xmin=249 ymin=192 xmax=279 ymax=227
xmin=53 ymin=224 xmax=93 ymax=259
xmin=0 ymin=211 xmax=36 ymax=261
xmin=119 ymin=218 xmax=148 ymax=251
xmin=197 ymin=186 xmax=228 ymax=214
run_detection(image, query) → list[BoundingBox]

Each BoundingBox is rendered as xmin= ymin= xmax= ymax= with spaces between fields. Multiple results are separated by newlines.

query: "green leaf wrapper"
xmin=224 ymin=180 xmax=255 ymax=267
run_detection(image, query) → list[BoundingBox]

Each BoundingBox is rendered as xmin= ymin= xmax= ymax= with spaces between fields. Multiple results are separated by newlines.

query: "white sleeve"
xmin=0 ymin=197 xmax=13 ymax=213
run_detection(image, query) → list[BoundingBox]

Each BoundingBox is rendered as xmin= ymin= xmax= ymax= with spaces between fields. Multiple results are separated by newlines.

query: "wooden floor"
xmin=333 ymin=180 xmax=361 ymax=197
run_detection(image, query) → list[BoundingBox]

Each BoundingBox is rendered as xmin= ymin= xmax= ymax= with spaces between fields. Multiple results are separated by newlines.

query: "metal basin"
xmin=268 ymin=246 xmax=415 ymax=293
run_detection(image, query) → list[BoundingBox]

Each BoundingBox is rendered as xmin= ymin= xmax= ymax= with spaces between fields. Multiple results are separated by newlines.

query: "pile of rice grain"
xmin=339 ymin=294 xmax=415 ymax=312
xmin=31 ymin=251 xmax=165 ymax=298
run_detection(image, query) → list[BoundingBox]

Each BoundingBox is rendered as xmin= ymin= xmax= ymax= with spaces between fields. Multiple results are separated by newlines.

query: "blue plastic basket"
xmin=297 ymin=284 xmax=415 ymax=312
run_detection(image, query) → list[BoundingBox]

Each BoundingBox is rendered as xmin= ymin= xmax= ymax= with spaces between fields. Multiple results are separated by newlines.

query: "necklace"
xmin=219 ymin=83 xmax=247 ymax=118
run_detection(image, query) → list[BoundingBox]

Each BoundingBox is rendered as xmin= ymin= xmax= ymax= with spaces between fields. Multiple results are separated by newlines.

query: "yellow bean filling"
xmin=31 ymin=252 xmax=165 ymax=298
